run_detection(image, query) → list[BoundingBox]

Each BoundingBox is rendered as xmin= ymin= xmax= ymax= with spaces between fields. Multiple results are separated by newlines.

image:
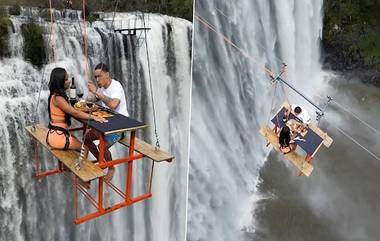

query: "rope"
xmin=82 ymin=0 xmax=89 ymax=79
xmin=333 ymin=125 xmax=380 ymax=161
xmin=214 ymin=7 xmax=285 ymax=66
xmin=279 ymin=64 xmax=290 ymax=105
xmin=32 ymin=0 xmax=56 ymax=129
xmin=110 ymin=0 xmax=120 ymax=32
xmin=48 ymin=0 xmax=56 ymax=62
xmin=195 ymin=14 xmax=274 ymax=77
xmin=267 ymin=81 xmax=278 ymax=126
xmin=316 ymin=96 xmax=380 ymax=162
xmin=75 ymin=0 xmax=99 ymax=170
xmin=75 ymin=0 xmax=122 ymax=168
xmin=148 ymin=161 xmax=155 ymax=193
xmin=280 ymin=82 xmax=290 ymax=106
xmin=214 ymin=6 xmax=230 ymax=20
xmin=98 ymin=0 xmax=119 ymax=64
xmin=332 ymin=100 xmax=380 ymax=136
xmin=142 ymin=13 xmax=160 ymax=149
xmin=74 ymin=108 xmax=93 ymax=170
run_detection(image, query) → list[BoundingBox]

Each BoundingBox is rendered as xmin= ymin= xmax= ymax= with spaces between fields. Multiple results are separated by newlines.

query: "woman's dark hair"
xmin=279 ymin=125 xmax=291 ymax=147
xmin=48 ymin=67 xmax=71 ymax=125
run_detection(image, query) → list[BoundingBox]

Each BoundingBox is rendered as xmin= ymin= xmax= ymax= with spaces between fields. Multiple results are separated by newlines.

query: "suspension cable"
xmin=82 ymin=0 xmax=89 ymax=78
xmin=267 ymin=80 xmax=278 ymax=126
xmin=142 ymin=13 xmax=160 ymax=149
xmin=195 ymin=14 xmax=274 ymax=77
xmin=214 ymin=6 xmax=285 ymax=66
xmin=110 ymin=0 xmax=120 ymax=32
xmin=48 ymin=0 xmax=56 ymax=62
xmin=332 ymin=100 xmax=380 ymax=136
xmin=98 ymin=0 xmax=119 ymax=63
xmin=332 ymin=125 xmax=380 ymax=161
xmin=32 ymin=0 xmax=56 ymax=129
xmin=75 ymin=0 xmax=100 ymax=170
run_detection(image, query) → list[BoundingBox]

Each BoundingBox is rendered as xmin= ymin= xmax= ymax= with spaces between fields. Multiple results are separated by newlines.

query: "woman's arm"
xmin=54 ymin=96 xmax=105 ymax=122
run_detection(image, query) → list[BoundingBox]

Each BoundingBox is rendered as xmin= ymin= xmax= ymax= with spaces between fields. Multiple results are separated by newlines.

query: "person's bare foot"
xmin=103 ymin=167 xmax=115 ymax=182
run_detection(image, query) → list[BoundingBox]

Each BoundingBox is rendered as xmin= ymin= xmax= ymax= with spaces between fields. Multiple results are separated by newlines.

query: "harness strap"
xmin=46 ymin=123 xmax=71 ymax=150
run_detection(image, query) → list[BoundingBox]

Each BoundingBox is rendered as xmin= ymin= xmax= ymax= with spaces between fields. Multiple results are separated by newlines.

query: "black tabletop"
xmin=89 ymin=113 xmax=147 ymax=135
xmin=271 ymin=106 xmax=323 ymax=155
xmin=74 ymin=106 xmax=147 ymax=135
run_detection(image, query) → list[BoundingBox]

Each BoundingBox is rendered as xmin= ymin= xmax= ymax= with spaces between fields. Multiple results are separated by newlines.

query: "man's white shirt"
xmin=98 ymin=79 xmax=129 ymax=116
xmin=292 ymin=104 xmax=311 ymax=124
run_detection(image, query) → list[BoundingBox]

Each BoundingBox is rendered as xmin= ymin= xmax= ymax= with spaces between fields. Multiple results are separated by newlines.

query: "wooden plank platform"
xmin=119 ymin=135 xmax=174 ymax=162
xmin=271 ymin=102 xmax=334 ymax=148
xmin=25 ymin=124 xmax=105 ymax=182
xmin=259 ymin=126 xmax=313 ymax=177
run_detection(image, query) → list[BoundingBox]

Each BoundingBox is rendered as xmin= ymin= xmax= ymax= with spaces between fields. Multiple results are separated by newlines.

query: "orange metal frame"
xmin=33 ymin=125 xmax=155 ymax=224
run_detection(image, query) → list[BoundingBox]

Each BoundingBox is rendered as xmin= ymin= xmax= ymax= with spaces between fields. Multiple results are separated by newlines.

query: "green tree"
xmin=21 ymin=22 xmax=46 ymax=68
xmin=0 ymin=7 xmax=11 ymax=58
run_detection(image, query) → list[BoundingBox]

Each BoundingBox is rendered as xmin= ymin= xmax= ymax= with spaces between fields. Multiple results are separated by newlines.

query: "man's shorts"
xmin=105 ymin=132 xmax=125 ymax=145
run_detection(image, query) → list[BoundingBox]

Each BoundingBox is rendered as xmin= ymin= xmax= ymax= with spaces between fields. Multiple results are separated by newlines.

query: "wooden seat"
xmin=119 ymin=135 xmax=174 ymax=162
xmin=25 ymin=124 xmax=105 ymax=182
xmin=259 ymin=126 xmax=313 ymax=177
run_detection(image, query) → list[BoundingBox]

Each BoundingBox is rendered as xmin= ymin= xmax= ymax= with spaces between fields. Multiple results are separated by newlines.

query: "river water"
xmin=252 ymin=74 xmax=380 ymax=241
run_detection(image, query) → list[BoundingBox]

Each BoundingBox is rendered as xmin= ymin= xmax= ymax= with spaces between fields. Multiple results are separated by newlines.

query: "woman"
xmin=279 ymin=125 xmax=292 ymax=154
xmin=46 ymin=67 xmax=104 ymax=150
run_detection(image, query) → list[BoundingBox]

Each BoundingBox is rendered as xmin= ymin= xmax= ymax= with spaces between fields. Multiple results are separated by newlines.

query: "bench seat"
xmin=25 ymin=124 xmax=105 ymax=182
xmin=119 ymin=135 xmax=174 ymax=162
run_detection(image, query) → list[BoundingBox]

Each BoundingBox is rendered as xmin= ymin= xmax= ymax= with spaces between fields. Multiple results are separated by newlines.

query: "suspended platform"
xmin=25 ymin=108 xmax=173 ymax=224
xmin=260 ymin=102 xmax=333 ymax=176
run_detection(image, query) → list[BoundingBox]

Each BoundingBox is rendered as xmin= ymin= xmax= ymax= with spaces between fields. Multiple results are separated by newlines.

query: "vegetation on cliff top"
xmin=0 ymin=0 xmax=193 ymax=21
xmin=21 ymin=21 xmax=46 ymax=68
xmin=323 ymin=0 xmax=380 ymax=70
xmin=0 ymin=7 xmax=11 ymax=58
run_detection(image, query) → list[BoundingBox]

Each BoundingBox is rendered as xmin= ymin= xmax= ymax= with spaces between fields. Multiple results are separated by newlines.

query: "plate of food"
xmin=74 ymin=101 xmax=98 ymax=113
xmin=92 ymin=110 xmax=114 ymax=118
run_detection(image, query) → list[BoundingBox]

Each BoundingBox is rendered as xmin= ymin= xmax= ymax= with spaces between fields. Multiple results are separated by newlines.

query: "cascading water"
xmin=0 ymin=7 xmax=191 ymax=241
xmin=188 ymin=0 xmax=325 ymax=240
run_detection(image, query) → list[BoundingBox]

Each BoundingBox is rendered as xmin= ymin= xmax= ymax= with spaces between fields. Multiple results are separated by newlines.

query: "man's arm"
xmin=87 ymin=80 xmax=120 ymax=110
xmin=95 ymin=91 xmax=120 ymax=110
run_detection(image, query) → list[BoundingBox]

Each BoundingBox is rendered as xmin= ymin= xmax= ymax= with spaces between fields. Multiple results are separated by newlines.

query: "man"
xmin=281 ymin=104 xmax=309 ymax=151
xmin=292 ymin=104 xmax=311 ymax=124
xmin=85 ymin=63 xmax=128 ymax=181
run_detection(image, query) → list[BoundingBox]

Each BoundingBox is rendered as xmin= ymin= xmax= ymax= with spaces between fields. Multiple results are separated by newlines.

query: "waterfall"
xmin=0 ymin=8 xmax=191 ymax=241
xmin=188 ymin=1 xmax=324 ymax=240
